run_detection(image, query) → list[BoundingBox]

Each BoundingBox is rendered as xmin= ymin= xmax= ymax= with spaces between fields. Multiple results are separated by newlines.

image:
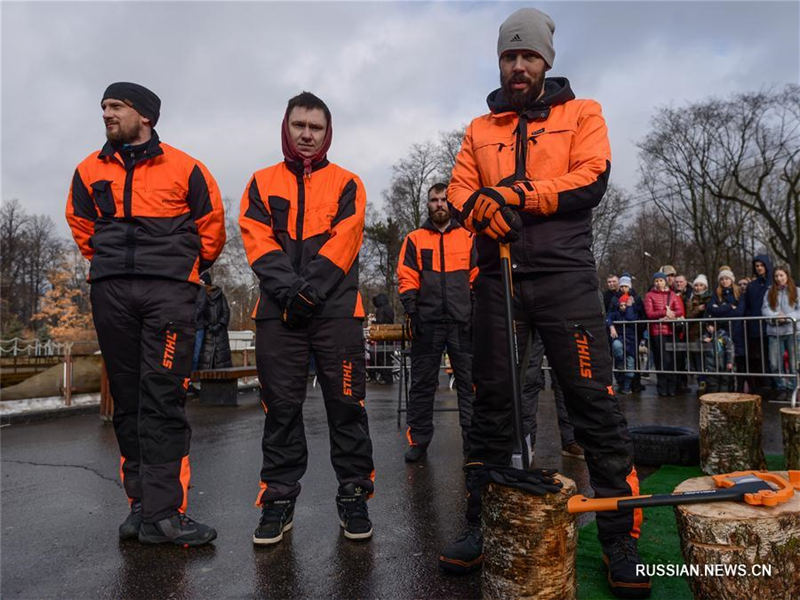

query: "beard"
xmin=501 ymin=71 xmax=545 ymax=112
xmin=105 ymin=119 xmax=142 ymax=144
xmin=429 ymin=207 xmax=450 ymax=226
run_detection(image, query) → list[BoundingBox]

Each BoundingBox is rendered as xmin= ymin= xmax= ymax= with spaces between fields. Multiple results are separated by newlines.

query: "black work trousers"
xmin=91 ymin=277 xmax=196 ymax=523
xmin=255 ymin=318 xmax=374 ymax=502
xmin=521 ymin=330 xmax=575 ymax=448
xmin=467 ymin=271 xmax=641 ymax=542
xmin=407 ymin=321 xmax=475 ymax=452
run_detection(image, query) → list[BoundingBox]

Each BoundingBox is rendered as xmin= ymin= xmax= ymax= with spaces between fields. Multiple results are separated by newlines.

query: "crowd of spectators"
xmin=603 ymin=256 xmax=800 ymax=400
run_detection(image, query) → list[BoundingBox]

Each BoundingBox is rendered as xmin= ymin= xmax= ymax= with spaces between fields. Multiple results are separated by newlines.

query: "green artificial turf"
xmin=576 ymin=454 xmax=786 ymax=600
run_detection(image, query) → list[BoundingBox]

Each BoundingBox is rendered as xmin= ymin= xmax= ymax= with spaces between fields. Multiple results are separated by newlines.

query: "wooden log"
xmin=674 ymin=471 xmax=800 ymax=600
xmin=482 ymin=474 xmax=577 ymax=600
xmin=781 ymin=407 xmax=800 ymax=469
xmin=367 ymin=323 xmax=405 ymax=341
xmin=699 ymin=393 xmax=766 ymax=474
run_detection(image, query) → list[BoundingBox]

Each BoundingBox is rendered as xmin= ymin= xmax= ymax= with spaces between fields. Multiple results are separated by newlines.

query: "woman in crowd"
xmin=761 ymin=266 xmax=800 ymax=401
xmin=705 ymin=267 xmax=745 ymax=390
xmin=644 ymin=271 xmax=685 ymax=396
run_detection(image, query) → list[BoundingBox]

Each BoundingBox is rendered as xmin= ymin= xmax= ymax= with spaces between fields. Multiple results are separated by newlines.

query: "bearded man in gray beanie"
xmin=439 ymin=8 xmax=651 ymax=598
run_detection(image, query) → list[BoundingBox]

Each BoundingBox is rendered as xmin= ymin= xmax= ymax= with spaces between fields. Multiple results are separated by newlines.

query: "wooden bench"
xmin=191 ymin=366 xmax=259 ymax=406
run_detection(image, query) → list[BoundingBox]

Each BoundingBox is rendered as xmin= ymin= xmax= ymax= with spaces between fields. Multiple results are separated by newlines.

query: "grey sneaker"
xmin=118 ymin=500 xmax=142 ymax=540
xmin=138 ymin=512 xmax=217 ymax=547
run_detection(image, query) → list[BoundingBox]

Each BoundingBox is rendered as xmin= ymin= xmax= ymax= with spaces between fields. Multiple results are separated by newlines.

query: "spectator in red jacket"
xmin=644 ymin=272 xmax=685 ymax=396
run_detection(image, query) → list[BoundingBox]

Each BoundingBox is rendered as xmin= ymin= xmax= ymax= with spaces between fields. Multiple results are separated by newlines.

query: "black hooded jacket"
xmin=197 ymin=284 xmax=232 ymax=369
xmin=744 ymin=253 xmax=774 ymax=337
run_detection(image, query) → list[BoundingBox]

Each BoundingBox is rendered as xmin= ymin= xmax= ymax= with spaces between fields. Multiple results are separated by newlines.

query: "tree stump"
xmin=699 ymin=393 xmax=766 ymax=474
xmin=674 ymin=472 xmax=800 ymax=600
xmin=482 ymin=474 xmax=577 ymax=600
xmin=781 ymin=407 xmax=800 ymax=469
xmin=367 ymin=323 xmax=404 ymax=341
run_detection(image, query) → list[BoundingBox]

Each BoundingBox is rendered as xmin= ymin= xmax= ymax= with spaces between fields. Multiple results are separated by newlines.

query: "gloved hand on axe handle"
xmin=461 ymin=185 xmax=525 ymax=243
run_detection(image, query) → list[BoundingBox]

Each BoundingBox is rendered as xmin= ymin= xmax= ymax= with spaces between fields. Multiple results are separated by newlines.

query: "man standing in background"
xmin=66 ymin=82 xmax=225 ymax=546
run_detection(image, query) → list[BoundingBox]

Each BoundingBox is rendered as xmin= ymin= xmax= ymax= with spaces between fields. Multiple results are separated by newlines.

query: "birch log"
xmin=482 ymin=474 xmax=577 ymax=600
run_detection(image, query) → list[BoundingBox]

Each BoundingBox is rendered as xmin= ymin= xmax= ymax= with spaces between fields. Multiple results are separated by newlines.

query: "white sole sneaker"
xmin=253 ymin=520 xmax=293 ymax=545
xmin=339 ymin=520 xmax=372 ymax=540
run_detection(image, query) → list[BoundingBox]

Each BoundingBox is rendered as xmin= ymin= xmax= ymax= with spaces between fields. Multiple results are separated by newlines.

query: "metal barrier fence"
xmin=0 ymin=338 xmax=73 ymax=357
xmin=608 ymin=315 xmax=798 ymax=407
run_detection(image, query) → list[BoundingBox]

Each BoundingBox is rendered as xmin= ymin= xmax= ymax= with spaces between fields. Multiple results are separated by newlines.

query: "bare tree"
xmin=638 ymin=85 xmax=800 ymax=275
xmin=382 ymin=141 xmax=440 ymax=233
xmin=436 ymin=127 xmax=467 ymax=181
xmin=591 ymin=183 xmax=631 ymax=269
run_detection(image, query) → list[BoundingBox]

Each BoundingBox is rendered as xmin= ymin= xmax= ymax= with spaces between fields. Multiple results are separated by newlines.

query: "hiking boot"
xmin=439 ymin=523 xmax=483 ymax=574
xmin=561 ymin=442 xmax=585 ymax=460
xmin=138 ymin=512 xmax=217 ymax=547
xmin=336 ymin=484 xmax=372 ymax=540
xmin=253 ymin=499 xmax=295 ymax=545
xmin=404 ymin=445 xmax=427 ymax=463
xmin=602 ymin=535 xmax=651 ymax=598
xmin=118 ymin=500 xmax=143 ymax=540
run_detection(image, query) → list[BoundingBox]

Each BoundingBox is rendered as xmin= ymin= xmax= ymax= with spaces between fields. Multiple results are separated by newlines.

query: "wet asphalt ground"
xmin=1 ymin=374 xmax=787 ymax=599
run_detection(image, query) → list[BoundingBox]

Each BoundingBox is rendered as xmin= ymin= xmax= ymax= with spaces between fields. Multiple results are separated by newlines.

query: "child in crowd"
xmin=702 ymin=322 xmax=735 ymax=392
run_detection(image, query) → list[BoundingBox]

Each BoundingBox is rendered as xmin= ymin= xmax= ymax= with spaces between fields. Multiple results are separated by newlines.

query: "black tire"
xmin=628 ymin=425 xmax=699 ymax=467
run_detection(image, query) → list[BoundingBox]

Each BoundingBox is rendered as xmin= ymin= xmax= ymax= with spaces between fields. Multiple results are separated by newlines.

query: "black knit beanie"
xmin=102 ymin=82 xmax=161 ymax=126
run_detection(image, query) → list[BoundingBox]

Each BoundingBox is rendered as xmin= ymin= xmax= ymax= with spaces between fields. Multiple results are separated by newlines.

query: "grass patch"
xmin=576 ymin=455 xmax=785 ymax=599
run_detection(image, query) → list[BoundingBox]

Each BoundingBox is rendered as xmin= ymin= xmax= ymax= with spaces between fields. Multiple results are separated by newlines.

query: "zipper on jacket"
xmin=294 ymin=172 xmax=305 ymax=273
xmin=439 ymin=232 xmax=448 ymax=318
xmin=514 ymin=117 xmax=528 ymax=181
xmin=123 ymin=158 xmax=136 ymax=271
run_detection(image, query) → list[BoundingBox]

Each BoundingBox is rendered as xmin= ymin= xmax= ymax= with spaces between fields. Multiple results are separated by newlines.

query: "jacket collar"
xmin=421 ymin=217 xmax=459 ymax=233
xmin=98 ymin=130 xmax=164 ymax=162
xmin=284 ymin=158 xmax=329 ymax=177
xmin=486 ymin=77 xmax=575 ymax=121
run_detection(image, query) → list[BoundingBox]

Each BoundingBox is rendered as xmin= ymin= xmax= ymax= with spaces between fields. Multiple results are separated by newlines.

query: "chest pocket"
xmin=268 ymin=196 xmax=290 ymax=232
xmin=473 ymin=134 xmax=516 ymax=186
xmin=90 ymin=180 xmax=116 ymax=217
xmin=420 ymin=248 xmax=434 ymax=271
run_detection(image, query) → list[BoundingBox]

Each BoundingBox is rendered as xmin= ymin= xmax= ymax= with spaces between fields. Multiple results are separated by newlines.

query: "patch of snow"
xmin=0 ymin=393 xmax=100 ymax=415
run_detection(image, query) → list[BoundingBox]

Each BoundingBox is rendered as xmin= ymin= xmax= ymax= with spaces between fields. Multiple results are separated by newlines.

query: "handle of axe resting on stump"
xmin=499 ymin=243 xmax=528 ymax=470
xmin=567 ymin=471 xmax=798 ymax=513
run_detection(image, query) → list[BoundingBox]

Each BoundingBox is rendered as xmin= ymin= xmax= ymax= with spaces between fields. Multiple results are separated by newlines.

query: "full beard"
xmin=430 ymin=209 xmax=450 ymax=226
xmin=105 ymin=121 xmax=141 ymax=145
xmin=501 ymin=73 xmax=545 ymax=112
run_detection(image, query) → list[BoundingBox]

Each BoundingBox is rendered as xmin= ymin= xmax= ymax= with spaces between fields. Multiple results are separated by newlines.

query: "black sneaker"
xmin=336 ymin=484 xmax=372 ymax=540
xmin=118 ymin=500 xmax=142 ymax=540
xmin=138 ymin=512 xmax=217 ymax=547
xmin=439 ymin=523 xmax=483 ymax=574
xmin=404 ymin=445 xmax=427 ymax=463
xmin=253 ymin=499 xmax=295 ymax=545
xmin=602 ymin=535 xmax=651 ymax=598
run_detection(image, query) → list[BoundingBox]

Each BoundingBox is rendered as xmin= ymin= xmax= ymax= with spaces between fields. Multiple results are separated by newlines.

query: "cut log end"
xmin=675 ymin=472 xmax=800 ymax=599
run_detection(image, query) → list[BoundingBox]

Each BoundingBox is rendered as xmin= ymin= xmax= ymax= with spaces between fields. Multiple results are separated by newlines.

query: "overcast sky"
xmin=2 ymin=1 xmax=798 ymax=238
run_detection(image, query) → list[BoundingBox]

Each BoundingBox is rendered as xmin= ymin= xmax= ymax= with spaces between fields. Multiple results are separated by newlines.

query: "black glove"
xmin=405 ymin=312 xmax=424 ymax=340
xmin=282 ymin=280 xmax=320 ymax=329
xmin=462 ymin=186 xmax=524 ymax=233
xmin=464 ymin=462 xmax=563 ymax=496
xmin=483 ymin=206 xmax=522 ymax=243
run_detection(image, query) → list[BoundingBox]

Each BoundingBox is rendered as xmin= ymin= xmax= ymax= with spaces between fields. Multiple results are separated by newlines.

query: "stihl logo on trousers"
xmin=342 ymin=360 xmax=353 ymax=396
xmin=162 ymin=331 xmax=178 ymax=369
xmin=574 ymin=333 xmax=593 ymax=379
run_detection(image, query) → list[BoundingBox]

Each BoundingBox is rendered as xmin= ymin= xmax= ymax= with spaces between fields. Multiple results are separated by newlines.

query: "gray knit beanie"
xmin=497 ymin=7 xmax=556 ymax=68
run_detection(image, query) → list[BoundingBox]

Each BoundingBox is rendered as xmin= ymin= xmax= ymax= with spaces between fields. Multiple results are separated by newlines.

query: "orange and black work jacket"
xmin=66 ymin=132 xmax=226 ymax=283
xmin=239 ymin=159 xmax=366 ymax=320
xmin=397 ymin=219 xmax=478 ymax=324
xmin=449 ymin=77 xmax=611 ymax=276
